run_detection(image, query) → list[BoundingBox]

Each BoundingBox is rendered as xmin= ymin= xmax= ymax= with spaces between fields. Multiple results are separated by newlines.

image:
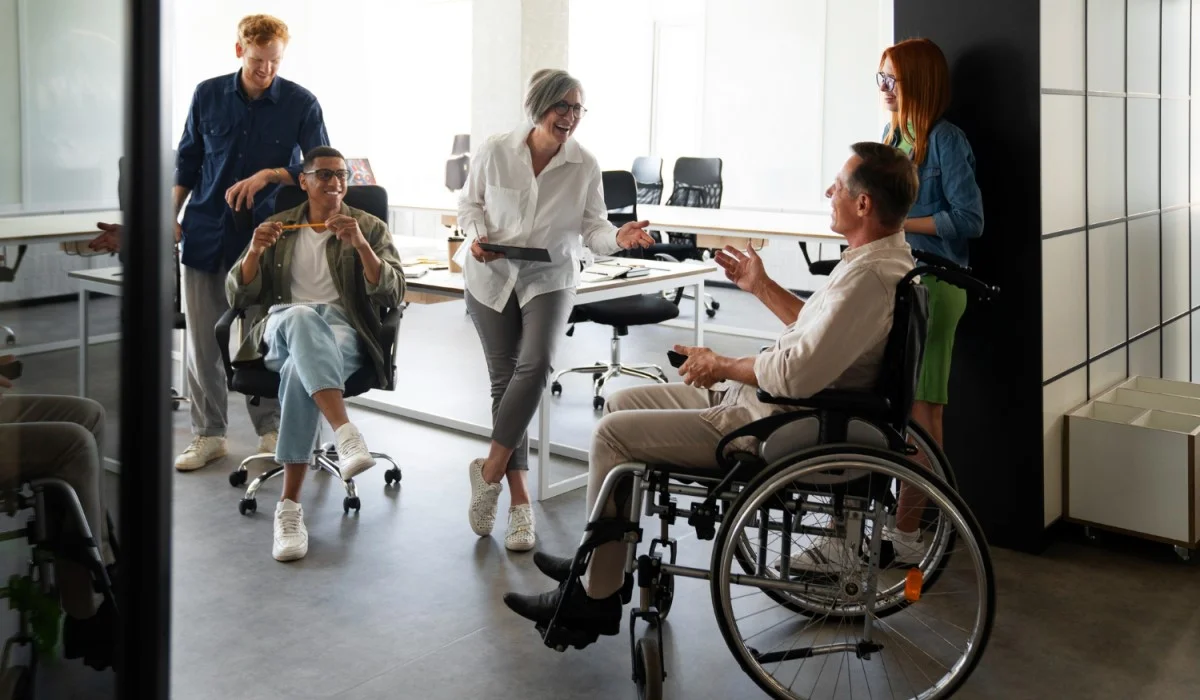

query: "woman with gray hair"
xmin=458 ymin=68 xmax=655 ymax=551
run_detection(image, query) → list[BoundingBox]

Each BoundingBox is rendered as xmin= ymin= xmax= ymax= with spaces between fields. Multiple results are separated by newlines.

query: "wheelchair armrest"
xmin=215 ymin=307 xmax=246 ymax=390
xmin=755 ymin=388 xmax=891 ymax=416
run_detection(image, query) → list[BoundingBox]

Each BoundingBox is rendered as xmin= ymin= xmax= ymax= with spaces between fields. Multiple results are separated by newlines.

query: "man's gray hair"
xmin=525 ymin=69 xmax=583 ymax=123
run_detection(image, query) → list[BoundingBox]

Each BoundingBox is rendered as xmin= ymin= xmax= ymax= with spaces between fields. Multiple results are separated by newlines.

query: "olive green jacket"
xmin=225 ymin=201 xmax=405 ymax=389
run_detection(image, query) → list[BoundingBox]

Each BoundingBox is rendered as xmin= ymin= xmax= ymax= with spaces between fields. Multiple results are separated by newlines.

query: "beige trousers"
xmin=583 ymin=383 xmax=726 ymax=597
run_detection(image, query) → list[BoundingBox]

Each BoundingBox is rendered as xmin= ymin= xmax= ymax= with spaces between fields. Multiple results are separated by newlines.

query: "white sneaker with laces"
xmin=257 ymin=431 xmax=279 ymax=455
xmin=883 ymin=525 xmax=928 ymax=566
xmin=779 ymin=535 xmax=862 ymax=575
xmin=334 ymin=423 xmax=375 ymax=480
xmin=505 ymin=504 xmax=536 ymax=552
xmin=273 ymin=499 xmax=308 ymax=562
xmin=468 ymin=458 xmax=502 ymax=536
xmin=174 ymin=436 xmax=228 ymax=472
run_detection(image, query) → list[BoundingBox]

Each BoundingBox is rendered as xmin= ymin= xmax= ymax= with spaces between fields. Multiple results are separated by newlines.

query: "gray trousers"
xmin=465 ymin=289 xmax=574 ymax=471
xmin=183 ymin=266 xmax=279 ymax=437
xmin=0 ymin=395 xmax=112 ymax=619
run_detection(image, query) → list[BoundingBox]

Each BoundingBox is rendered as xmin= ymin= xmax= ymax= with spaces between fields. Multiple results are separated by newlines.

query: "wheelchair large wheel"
xmin=733 ymin=422 xmax=957 ymax=619
xmin=711 ymin=447 xmax=994 ymax=700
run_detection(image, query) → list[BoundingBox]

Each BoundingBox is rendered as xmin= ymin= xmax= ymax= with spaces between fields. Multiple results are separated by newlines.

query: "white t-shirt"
xmin=289 ymin=225 xmax=340 ymax=305
xmin=455 ymin=122 xmax=621 ymax=313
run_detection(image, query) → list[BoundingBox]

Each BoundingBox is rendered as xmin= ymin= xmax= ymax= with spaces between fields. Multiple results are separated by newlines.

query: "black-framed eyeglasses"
xmin=303 ymin=168 xmax=350 ymax=182
xmin=550 ymin=101 xmax=587 ymax=118
xmin=876 ymin=72 xmax=898 ymax=92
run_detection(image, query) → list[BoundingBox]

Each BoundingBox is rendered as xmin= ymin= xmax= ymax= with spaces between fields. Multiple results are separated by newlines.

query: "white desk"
xmin=0 ymin=210 xmax=122 ymax=246
xmin=67 ymin=267 xmax=124 ymax=397
xmin=352 ymin=253 xmax=716 ymax=501
xmin=637 ymin=204 xmax=844 ymax=247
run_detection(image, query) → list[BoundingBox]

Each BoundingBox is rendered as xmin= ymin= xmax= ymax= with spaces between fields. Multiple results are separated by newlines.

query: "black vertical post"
xmin=893 ymin=0 xmax=1045 ymax=551
xmin=119 ymin=0 xmax=172 ymax=696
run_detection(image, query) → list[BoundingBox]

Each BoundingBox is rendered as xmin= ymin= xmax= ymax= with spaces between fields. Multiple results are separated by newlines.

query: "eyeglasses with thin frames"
xmin=551 ymin=101 xmax=587 ymax=118
xmin=303 ymin=168 xmax=350 ymax=182
xmin=876 ymin=72 xmax=898 ymax=92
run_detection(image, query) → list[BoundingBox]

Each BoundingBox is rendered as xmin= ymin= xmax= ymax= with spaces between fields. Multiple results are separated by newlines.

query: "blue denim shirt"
xmin=175 ymin=71 xmax=329 ymax=273
xmin=882 ymin=119 xmax=984 ymax=268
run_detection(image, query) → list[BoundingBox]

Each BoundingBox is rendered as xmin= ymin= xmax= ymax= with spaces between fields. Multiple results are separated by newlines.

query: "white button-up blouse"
xmin=456 ymin=123 xmax=621 ymax=312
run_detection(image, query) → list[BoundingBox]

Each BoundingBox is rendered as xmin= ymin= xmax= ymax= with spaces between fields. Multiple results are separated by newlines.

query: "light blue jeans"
xmin=263 ymin=304 xmax=363 ymax=464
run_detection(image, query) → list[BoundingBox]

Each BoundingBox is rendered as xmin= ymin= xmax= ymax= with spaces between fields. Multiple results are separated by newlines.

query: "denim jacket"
xmin=882 ymin=119 xmax=984 ymax=268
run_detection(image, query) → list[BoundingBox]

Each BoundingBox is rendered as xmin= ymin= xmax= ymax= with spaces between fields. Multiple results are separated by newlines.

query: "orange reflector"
xmin=904 ymin=568 xmax=924 ymax=602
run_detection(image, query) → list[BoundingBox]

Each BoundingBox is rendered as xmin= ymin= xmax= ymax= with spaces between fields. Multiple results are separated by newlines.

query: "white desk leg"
xmin=78 ymin=287 xmax=89 ymax=397
xmin=535 ymin=381 xmax=551 ymax=502
xmin=693 ymin=279 xmax=705 ymax=347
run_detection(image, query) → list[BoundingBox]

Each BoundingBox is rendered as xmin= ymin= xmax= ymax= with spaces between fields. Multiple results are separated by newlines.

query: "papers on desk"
xmin=580 ymin=260 xmax=653 ymax=283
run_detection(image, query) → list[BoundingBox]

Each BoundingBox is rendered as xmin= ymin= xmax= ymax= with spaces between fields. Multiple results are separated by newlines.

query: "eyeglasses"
xmin=876 ymin=72 xmax=898 ymax=92
xmin=303 ymin=168 xmax=350 ymax=182
xmin=550 ymin=101 xmax=587 ymax=118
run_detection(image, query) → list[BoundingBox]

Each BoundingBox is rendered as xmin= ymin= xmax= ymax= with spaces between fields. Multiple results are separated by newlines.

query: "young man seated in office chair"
xmin=503 ymin=142 xmax=921 ymax=636
xmin=226 ymin=146 xmax=404 ymax=562
xmin=0 ymin=356 xmax=118 ymax=669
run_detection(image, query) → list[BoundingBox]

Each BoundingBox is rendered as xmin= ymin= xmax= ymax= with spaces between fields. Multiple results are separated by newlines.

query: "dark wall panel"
xmin=894 ymin=0 xmax=1044 ymax=551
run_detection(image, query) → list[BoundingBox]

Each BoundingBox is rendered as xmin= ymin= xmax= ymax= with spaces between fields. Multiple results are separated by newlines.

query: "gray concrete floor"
xmin=6 ymin=290 xmax=1200 ymax=699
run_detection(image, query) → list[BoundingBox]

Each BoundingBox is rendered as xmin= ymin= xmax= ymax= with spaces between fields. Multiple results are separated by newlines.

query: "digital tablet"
xmin=477 ymin=242 xmax=552 ymax=262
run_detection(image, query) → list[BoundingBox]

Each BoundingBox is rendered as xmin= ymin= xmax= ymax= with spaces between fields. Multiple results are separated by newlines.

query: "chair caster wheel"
xmin=4 ymin=335 xmax=14 ymax=346
xmin=343 ymin=496 xmax=361 ymax=514
xmin=593 ymin=396 xmax=605 ymax=411
xmin=172 ymin=400 xmax=181 ymax=410
xmin=1175 ymin=546 xmax=1193 ymax=562
xmin=229 ymin=470 xmax=247 ymax=487
xmin=706 ymin=308 xmax=717 ymax=318
xmin=551 ymin=381 xmax=562 ymax=396
xmin=384 ymin=467 xmax=402 ymax=485
xmin=711 ymin=300 xmax=721 ymax=311
xmin=238 ymin=498 xmax=256 ymax=515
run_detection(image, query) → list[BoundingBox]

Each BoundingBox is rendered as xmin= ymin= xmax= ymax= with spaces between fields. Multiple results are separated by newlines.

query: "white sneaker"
xmin=468 ymin=459 xmax=502 ymax=536
xmin=505 ymin=504 xmax=536 ymax=552
xmin=778 ymin=535 xmax=862 ymax=575
xmin=334 ymin=423 xmax=375 ymax=480
xmin=257 ymin=431 xmax=278 ymax=455
xmin=273 ymin=499 xmax=308 ymax=562
xmin=884 ymin=525 xmax=929 ymax=566
xmin=174 ymin=436 xmax=228 ymax=472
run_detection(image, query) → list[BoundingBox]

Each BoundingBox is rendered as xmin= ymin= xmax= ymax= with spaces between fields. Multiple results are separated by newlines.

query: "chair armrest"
xmin=755 ymin=388 xmax=890 ymax=415
xmin=215 ymin=307 xmax=245 ymax=390
xmin=375 ymin=306 xmax=404 ymax=388
xmin=808 ymin=259 xmax=838 ymax=276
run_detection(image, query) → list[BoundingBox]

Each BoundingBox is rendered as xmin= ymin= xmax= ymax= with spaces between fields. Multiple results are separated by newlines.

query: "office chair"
xmin=631 ymin=156 xmax=663 ymax=205
xmin=550 ymin=171 xmax=679 ymax=411
xmin=222 ymin=185 xmax=402 ymax=515
xmin=0 ymin=247 xmax=26 ymax=345
xmin=445 ymin=134 xmax=470 ymax=192
xmin=647 ymin=157 xmax=723 ymax=318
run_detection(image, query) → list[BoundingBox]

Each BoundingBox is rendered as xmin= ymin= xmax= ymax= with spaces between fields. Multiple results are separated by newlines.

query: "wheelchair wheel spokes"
xmin=711 ymin=449 xmax=994 ymax=700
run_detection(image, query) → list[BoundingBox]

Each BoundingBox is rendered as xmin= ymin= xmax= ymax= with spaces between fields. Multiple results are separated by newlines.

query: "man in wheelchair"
xmin=226 ymin=146 xmax=404 ymax=561
xmin=504 ymin=142 xmax=921 ymax=636
xmin=0 ymin=356 xmax=117 ymax=669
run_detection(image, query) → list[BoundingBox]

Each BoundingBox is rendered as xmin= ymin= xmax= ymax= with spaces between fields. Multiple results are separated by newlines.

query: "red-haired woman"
xmin=878 ymin=37 xmax=984 ymax=562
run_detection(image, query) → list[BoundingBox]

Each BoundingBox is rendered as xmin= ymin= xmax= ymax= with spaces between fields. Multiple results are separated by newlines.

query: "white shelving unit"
xmin=1066 ymin=376 xmax=1200 ymax=560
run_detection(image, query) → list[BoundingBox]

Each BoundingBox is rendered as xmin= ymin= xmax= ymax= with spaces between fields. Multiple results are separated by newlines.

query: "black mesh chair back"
xmin=632 ymin=156 xmax=663 ymax=205
xmin=602 ymin=170 xmax=638 ymax=227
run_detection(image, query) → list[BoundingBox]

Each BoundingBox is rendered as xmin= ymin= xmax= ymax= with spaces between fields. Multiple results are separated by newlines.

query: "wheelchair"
xmin=0 ymin=479 xmax=119 ymax=695
xmin=535 ymin=253 xmax=999 ymax=699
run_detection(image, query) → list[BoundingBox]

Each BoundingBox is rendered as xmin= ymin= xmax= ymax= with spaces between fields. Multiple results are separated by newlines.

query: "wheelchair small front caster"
xmin=1174 ymin=546 xmax=1193 ymax=562
xmin=550 ymin=381 xmax=562 ymax=397
xmin=385 ymin=467 xmax=402 ymax=485
xmin=1084 ymin=526 xmax=1097 ymax=541
xmin=238 ymin=498 xmax=257 ymax=515
xmin=229 ymin=470 xmax=247 ymax=487
xmin=593 ymin=396 xmax=605 ymax=411
xmin=633 ymin=636 xmax=663 ymax=700
xmin=343 ymin=496 xmax=361 ymax=514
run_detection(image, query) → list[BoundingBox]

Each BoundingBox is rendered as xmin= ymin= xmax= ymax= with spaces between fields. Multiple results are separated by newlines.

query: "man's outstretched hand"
xmin=715 ymin=245 xmax=768 ymax=295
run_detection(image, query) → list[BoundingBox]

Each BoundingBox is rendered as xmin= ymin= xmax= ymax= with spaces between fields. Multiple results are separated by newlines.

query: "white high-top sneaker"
xmin=174 ymin=436 xmax=228 ymax=472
